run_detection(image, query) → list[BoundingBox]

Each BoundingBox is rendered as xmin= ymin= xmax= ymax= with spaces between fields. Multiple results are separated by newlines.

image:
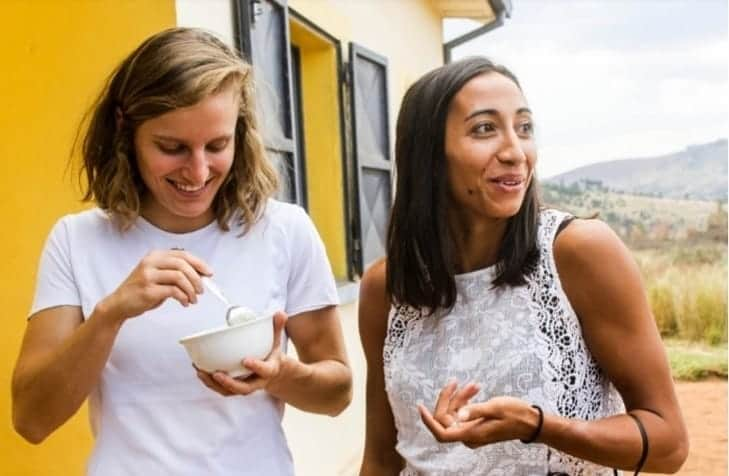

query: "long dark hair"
xmin=386 ymin=57 xmax=541 ymax=312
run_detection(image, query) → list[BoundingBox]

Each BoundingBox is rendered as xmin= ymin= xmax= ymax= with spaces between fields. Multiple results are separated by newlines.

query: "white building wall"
xmin=175 ymin=0 xmax=236 ymax=46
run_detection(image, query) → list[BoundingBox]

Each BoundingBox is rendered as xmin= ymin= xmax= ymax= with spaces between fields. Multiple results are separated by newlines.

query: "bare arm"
xmin=358 ymin=260 xmax=403 ymax=476
xmin=198 ymin=306 xmax=352 ymax=416
xmin=12 ymin=304 xmax=121 ymax=443
xmin=272 ymin=306 xmax=352 ymax=415
xmin=544 ymin=219 xmax=688 ymax=471
xmin=419 ymin=220 xmax=688 ymax=473
xmin=12 ymin=250 xmax=210 ymax=443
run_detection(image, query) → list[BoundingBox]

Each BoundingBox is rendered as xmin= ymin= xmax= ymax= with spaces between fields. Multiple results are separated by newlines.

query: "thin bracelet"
xmin=520 ymin=404 xmax=543 ymax=444
xmin=628 ymin=412 xmax=649 ymax=475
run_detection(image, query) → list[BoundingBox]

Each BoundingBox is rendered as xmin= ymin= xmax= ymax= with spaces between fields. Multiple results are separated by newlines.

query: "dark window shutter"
xmin=236 ymin=0 xmax=305 ymax=205
xmin=349 ymin=43 xmax=392 ymax=275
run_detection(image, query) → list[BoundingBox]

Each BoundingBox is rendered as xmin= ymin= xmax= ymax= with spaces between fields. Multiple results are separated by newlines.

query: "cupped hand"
xmin=102 ymin=249 xmax=212 ymax=322
xmin=417 ymin=382 xmax=539 ymax=449
xmin=196 ymin=312 xmax=288 ymax=397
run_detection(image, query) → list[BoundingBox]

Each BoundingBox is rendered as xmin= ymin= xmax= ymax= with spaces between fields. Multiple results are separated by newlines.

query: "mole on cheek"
xmin=467 ymin=189 xmax=474 ymax=195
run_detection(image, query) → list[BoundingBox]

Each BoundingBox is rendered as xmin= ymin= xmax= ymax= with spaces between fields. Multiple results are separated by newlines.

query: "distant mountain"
xmin=546 ymin=139 xmax=727 ymax=201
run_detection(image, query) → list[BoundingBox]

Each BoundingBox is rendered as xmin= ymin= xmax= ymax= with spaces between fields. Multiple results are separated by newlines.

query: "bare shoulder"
xmin=553 ymin=217 xmax=637 ymax=284
xmin=553 ymin=218 xmax=646 ymax=326
xmin=360 ymin=258 xmax=388 ymax=303
xmin=358 ymin=258 xmax=391 ymax=355
xmin=553 ymin=218 xmax=637 ymax=294
xmin=553 ymin=218 xmax=626 ymax=266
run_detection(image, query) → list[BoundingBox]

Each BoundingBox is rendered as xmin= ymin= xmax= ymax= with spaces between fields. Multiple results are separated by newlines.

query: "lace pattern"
xmin=383 ymin=209 xmax=624 ymax=475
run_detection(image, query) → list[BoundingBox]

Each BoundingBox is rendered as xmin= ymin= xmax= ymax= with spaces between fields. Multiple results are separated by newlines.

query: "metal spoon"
xmin=201 ymin=276 xmax=250 ymax=326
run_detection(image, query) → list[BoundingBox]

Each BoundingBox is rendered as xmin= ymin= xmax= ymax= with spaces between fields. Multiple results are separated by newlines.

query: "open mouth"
xmin=166 ymin=177 xmax=214 ymax=193
xmin=491 ymin=178 xmax=523 ymax=186
xmin=488 ymin=174 xmax=526 ymax=192
xmin=489 ymin=175 xmax=525 ymax=185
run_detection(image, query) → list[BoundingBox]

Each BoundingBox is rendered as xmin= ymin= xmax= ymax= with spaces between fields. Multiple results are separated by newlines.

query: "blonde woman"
xmin=12 ymin=28 xmax=351 ymax=475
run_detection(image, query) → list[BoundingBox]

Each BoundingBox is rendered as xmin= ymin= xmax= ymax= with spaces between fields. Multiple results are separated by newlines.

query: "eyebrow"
xmin=464 ymin=107 xmax=532 ymax=121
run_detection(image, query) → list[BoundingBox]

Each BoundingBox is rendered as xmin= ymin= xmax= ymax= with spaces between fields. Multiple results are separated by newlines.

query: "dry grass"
xmin=635 ymin=242 xmax=727 ymax=345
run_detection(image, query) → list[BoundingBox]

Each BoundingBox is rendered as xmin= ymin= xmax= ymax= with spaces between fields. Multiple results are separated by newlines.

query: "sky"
xmin=444 ymin=0 xmax=728 ymax=178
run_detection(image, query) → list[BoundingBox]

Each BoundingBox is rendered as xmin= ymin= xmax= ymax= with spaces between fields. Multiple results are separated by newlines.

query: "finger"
xmin=154 ymin=269 xmax=198 ymax=304
xmin=213 ymin=371 xmax=262 ymax=395
xmin=433 ymin=380 xmax=459 ymax=422
xmin=195 ymin=368 xmax=234 ymax=396
xmin=418 ymin=404 xmax=456 ymax=443
xmin=457 ymin=401 xmax=497 ymax=423
xmin=156 ymin=255 xmax=205 ymax=294
xmin=165 ymin=284 xmax=192 ymax=307
xmin=145 ymin=284 xmax=190 ymax=308
xmin=243 ymin=357 xmax=277 ymax=379
xmin=235 ymin=371 xmax=264 ymax=385
xmin=448 ymin=382 xmax=481 ymax=417
xmin=168 ymin=249 xmax=213 ymax=276
xmin=418 ymin=404 xmax=483 ymax=443
xmin=271 ymin=312 xmax=288 ymax=351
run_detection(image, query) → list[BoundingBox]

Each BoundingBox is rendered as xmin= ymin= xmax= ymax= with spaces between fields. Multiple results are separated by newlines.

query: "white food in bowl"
xmin=179 ymin=314 xmax=273 ymax=378
xmin=227 ymin=306 xmax=258 ymax=326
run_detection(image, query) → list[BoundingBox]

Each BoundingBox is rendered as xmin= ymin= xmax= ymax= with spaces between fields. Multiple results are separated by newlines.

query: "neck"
xmin=140 ymin=197 xmax=216 ymax=233
xmin=448 ymin=210 xmax=508 ymax=273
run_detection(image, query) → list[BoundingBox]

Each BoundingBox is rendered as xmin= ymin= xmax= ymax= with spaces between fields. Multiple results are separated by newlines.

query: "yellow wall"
xmin=0 ymin=2 xmax=175 ymax=474
xmin=288 ymin=0 xmax=443 ymax=278
xmin=289 ymin=0 xmax=444 ymax=145
xmin=290 ymin=21 xmax=348 ymax=280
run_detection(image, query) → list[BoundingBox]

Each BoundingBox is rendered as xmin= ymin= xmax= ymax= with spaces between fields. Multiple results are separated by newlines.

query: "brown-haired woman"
xmin=12 ymin=27 xmax=351 ymax=475
xmin=358 ymin=57 xmax=687 ymax=475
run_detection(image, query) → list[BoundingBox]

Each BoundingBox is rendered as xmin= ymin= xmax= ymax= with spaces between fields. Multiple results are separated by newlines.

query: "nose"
xmin=185 ymin=148 xmax=209 ymax=184
xmin=496 ymin=130 xmax=527 ymax=164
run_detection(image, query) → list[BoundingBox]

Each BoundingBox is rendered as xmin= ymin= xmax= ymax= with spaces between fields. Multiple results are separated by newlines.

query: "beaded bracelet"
xmin=520 ymin=404 xmax=544 ymax=444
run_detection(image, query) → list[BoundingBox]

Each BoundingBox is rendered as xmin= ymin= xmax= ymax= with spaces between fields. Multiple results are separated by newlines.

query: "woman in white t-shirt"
xmin=12 ymin=27 xmax=351 ymax=475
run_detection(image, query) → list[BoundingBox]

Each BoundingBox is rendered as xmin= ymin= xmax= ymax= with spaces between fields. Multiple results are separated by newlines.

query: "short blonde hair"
xmin=77 ymin=27 xmax=278 ymax=231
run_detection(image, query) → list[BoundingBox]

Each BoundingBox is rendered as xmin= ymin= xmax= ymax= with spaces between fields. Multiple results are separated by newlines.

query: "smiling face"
xmin=444 ymin=72 xmax=536 ymax=224
xmin=134 ymin=86 xmax=239 ymax=232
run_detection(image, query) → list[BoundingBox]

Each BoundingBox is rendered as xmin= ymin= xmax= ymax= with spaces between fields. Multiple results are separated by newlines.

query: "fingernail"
xmin=457 ymin=409 xmax=469 ymax=421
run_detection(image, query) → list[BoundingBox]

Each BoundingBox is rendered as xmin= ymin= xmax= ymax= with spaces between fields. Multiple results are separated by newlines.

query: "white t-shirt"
xmin=31 ymin=199 xmax=339 ymax=475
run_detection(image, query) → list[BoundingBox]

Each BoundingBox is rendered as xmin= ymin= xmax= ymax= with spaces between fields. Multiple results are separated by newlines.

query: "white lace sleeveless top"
xmin=383 ymin=209 xmax=625 ymax=476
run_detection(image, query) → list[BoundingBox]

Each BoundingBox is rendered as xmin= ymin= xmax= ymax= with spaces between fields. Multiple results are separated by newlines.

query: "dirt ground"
xmin=674 ymin=379 xmax=727 ymax=475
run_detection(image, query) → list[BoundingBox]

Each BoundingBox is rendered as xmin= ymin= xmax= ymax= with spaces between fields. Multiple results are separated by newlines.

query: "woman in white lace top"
xmin=358 ymin=57 xmax=688 ymax=475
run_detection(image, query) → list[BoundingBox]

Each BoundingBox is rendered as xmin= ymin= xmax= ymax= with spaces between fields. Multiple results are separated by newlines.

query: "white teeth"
xmin=173 ymin=182 xmax=205 ymax=192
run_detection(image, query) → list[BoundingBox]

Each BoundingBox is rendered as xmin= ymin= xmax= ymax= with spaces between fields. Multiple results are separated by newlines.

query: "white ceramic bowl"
xmin=179 ymin=314 xmax=274 ymax=378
